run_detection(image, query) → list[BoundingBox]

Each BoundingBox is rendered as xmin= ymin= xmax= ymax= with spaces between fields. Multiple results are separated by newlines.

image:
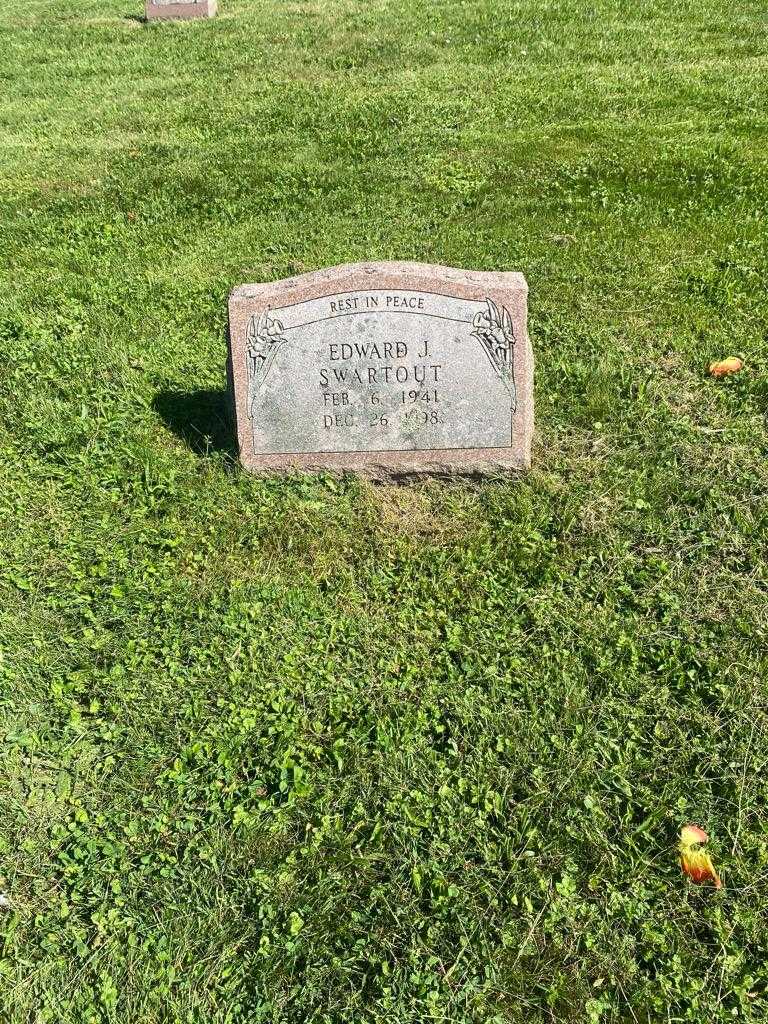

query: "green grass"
xmin=1 ymin=0 xmax=768 ymax=1020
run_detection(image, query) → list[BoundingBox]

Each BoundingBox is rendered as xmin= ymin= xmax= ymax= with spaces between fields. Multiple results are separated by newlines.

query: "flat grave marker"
xmin=145 ymin=0 xmax=217 ymax=20
xmin=227 ymin=262 xmax=533 ymax=475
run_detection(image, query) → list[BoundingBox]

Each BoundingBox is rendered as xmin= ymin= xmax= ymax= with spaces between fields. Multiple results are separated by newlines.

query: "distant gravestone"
xmin=145 ymin=0 xmax=216 ymax=19
xmin=227 ymin=262 xmax=533 ymax=475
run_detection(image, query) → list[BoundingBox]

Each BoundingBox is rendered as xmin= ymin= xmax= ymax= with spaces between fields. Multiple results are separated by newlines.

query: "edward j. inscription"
xmin=227 ymin=262 xmax=532 ymax=475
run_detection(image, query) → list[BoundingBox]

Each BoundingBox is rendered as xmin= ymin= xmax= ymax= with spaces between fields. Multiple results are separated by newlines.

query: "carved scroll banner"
xmin=227 ymin=262 xmax=533 ymax=475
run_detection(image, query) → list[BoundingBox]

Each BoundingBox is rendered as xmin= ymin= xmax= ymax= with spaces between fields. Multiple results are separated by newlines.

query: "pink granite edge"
xmin=235 ymin=448 xmax=530 ymax=478
xmin=230 ymin=262 xmax=527 ymax=302
xmin=145 ymin=0 xmax=216 ymax=19
xmin=228 ymin=263 xmax=532 ymax=476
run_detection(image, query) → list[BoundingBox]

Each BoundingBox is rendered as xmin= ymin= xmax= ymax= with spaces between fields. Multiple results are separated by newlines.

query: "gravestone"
xmin=145 ymin=0 xmax=216 ymax=19
xmin=227 ymin=262 xmax=533 ymax=475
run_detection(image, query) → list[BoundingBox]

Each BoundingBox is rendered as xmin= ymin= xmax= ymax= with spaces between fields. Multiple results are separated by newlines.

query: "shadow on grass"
xmin=154 ymin=389 xmax=237 ymax=457
xmin=124 ymin=14 xmax=147 ymax=23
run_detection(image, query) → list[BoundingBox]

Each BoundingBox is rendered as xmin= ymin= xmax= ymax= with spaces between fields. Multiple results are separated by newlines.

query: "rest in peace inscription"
xmin=245 ymin=290 xmax=516 ymax=455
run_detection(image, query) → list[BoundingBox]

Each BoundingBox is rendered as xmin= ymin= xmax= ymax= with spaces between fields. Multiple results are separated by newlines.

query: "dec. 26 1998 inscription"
xmin=227 ymin=262 xmax=532 ymax=475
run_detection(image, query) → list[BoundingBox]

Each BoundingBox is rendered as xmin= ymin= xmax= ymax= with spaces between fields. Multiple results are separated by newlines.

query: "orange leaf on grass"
xmin=679 ymin=824 xmax=722 ymax=888
xmin=709 ymin=357 xmax=743 ymax=378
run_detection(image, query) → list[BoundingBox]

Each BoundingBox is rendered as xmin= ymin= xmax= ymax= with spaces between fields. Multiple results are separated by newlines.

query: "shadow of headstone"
xmin=153 ymin=388 xmax=237 ymax=458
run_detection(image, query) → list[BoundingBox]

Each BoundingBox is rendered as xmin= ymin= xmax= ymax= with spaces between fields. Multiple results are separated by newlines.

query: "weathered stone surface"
xmin=227 ymin=262 xmax=533 ymax=476
xmin=145 ymin=0 xmax=216 ymax=20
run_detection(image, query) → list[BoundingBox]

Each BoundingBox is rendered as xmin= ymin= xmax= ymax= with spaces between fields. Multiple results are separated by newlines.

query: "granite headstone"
xmin=227 ymin=262 xmax=532 ymax=475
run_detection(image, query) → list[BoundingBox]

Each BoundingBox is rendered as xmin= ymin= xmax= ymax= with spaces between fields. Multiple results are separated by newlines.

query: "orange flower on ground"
xmin=679 ymin=824 xmax=722 ymax=888
xmin=709 ymin=357 xmax=743 ymax=378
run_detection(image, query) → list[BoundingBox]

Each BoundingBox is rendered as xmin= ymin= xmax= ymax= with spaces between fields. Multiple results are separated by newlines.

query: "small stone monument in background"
xmin=146 ymin=0 xmax=216 ymax=20
xmin=227 ymin=262 xmax=533 ymax=476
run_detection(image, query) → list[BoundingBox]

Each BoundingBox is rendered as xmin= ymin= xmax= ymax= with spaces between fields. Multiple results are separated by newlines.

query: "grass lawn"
xmin=1 ymin=0 xmax=768 ymax=1019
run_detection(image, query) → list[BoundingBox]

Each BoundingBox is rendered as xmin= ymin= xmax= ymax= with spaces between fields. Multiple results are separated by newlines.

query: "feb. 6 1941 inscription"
xmin=227 ymin=262 xmax=533 ymax=475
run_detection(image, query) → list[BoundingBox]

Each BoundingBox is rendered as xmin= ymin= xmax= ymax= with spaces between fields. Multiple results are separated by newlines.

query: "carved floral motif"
xmin=471 ymin=298 xmax=516 ymax=406
xmin=246 ymin=310 xmax=288 ymax=419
